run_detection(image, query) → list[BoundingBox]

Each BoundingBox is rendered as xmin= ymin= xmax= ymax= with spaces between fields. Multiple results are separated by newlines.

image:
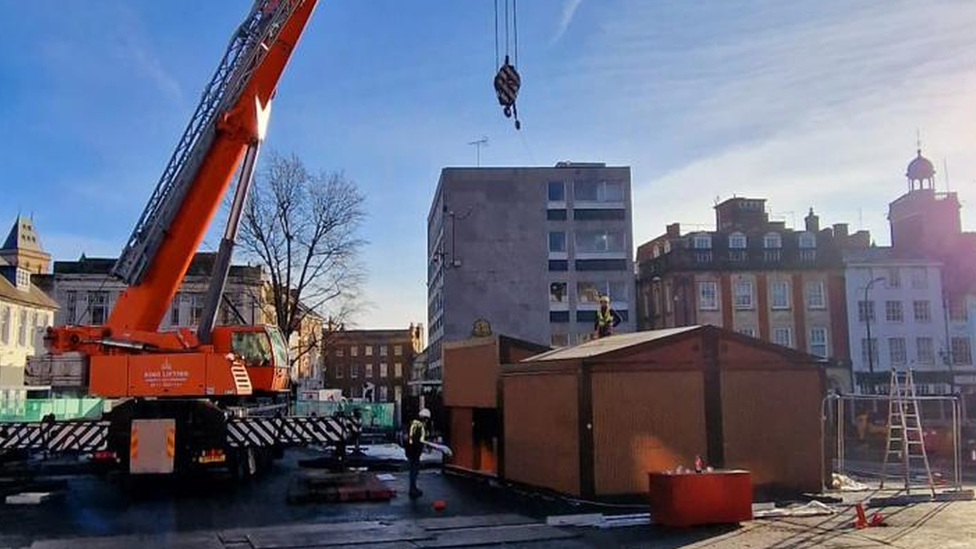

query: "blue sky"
xmin=3 ymin=1 xmax=976 ymax=330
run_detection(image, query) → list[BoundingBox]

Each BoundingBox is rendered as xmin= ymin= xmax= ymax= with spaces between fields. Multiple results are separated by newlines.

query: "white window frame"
xmin=809 ymin=327 xmax=828 ymax=358
xmin=805 ymin=281 xmax=826 ymax=310
xmin=888 ymin=337 xmax=907 ymax=366
xmin=394 ymin=362 xmax=402 ymax=378
xmin=380 ymin=363 xmax=388 ymax=378
xmin=733 ymin=280 xmax=754 ymax=310
xmin=763 ymin=232 xmax=782 ymax=249
xmin=770 ymin=280 xmax=790 ymax=310
xmin=772 ymin=327 xmax=793 ymax=348
xmin=885 ymin=300 xmax=904 ymax=323
xmin=394 ymin=345 xmax=403 ymax=356
xmin=692 ymin=234 xmax=712 ymax=250
xmin=728 ymin=232 xmax=747 ymax=249
xmin=910 ymin=267 xmax=928 ymax=289
xmin=698 ymin=281 xmax=718 ymax=311
xmin=913 ymin=300 xmax=931 ymax=323
xmin=916 ymin=337 xmax=935 ymax=365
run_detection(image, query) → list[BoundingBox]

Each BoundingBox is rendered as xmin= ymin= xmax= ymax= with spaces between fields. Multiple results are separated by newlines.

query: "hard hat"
xmin=599 ymin=295 xmax=610 ymax=303
xmin=419 ymin=408 xmax=432 ymax=419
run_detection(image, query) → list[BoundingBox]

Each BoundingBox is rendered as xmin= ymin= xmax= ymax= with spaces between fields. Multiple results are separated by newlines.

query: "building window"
xmin=861 ymin=338 xmax=879 ymax=367
xmin=65 ymin=291 xmax=77 ymax=324
xmin=574 ymin=180 xmax=624 ymax=202
xmin=350 ymin=365 xmax=359 ymax=378
xmin=949 ymin=299 xmax=968 ymax=322
xmin=575 ymin=230 xmax=625 ymax=253
xmin=772 ymin=327 xmax=793 ymax=348
xmin=351 ymin=346 xmax=359 ymax=357
xmin=728 ymin=232 xmax=747 ymax=249
xmin=798 ymin=232 xmax=816 ymax=249
xmin=549 ymin=232 xmax=566 ymax=253
xmin=0 ymin=305 xmax=9 ymax=345
xmin=336 ymin=364 xmax=344 ymax=378
xmin=952 ymin=337 xmax=973 ymax=366
xmin=17 ymin=309 xmax=27 ymax=346
xmin=886 ymin=268 xmax=901 ymax=289
xmin=336 ymin=346 xmax=345 ymax=357
xmin=380 ymin=363 xmax=388 ymax=378
xmin=380 ymin=386 xmax=389 ymax=401
xmin=394 ymin=385 xmax=402 ymax=402
xmin=917 ymin=337 xmax=935 ymax=365
xmin=577 ymin=280 xmax=627 ymax=304
xmin=88 ymin=291 xmax=109 ymax=325
xmin=394 ymin=345 xmax=403 ymax=356
xmin=380 ymin=346 xmax=388 ymax=357
xmin=550 ymin=282 xmax=567 ymax=303
xmin=763 ymin=232 xmax=782 ymax=249
xmin=395 ymin=363 xmax=402 ymax=378
xmin=910 ymin=267 xmax=928 ymax=289
xmin=805 ymin=281 xmax=826 ymax=310
xmin=888 ymin=337 xmax=907 ymax=366
xmin=698 ymin=281 xmax=718 ymax=311
xmin=189 ymin=293 xmax=204 ymax=325
xmin=770 ymin=280 xmax=790 ymax=309
xmin=736 ymin=327 xmax=756 ymax=338
xmin=913 ymin=300 xmax=931 ymax=323
xmin=857 ymin=300 xmax=875 ymax=323
xmin=809 ymin=327 xmax=828 ymax=358
xmin=548 ymin=181 xmax=565 ymax=202
xmin=692 ymin=234 xmax=712 ymax=249
xmin=365 ymin=364 xmax=373 ymax=378
xmin=885 ymin=301 xmax=903 ymax=323
xmin=365 ymin=346 xmax=373 ymax=356
xmin=734 ymin=280 xmax=754 ymax=310
xmin=170 ymin=293 xmax=181 ymax=326
xmin=550 ymin=333 xmax=569 ymax=347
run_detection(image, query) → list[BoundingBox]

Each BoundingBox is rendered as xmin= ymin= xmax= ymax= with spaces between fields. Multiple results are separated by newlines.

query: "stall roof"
xmin=523 ymin=326 xmax=701 ymax=362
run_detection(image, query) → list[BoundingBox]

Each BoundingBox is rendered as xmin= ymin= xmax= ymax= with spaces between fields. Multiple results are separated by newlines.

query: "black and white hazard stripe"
xmin=226 ymin=416 xmax=345 ymax=448
xmin=0 ymin=421 xmax=109 ymax=452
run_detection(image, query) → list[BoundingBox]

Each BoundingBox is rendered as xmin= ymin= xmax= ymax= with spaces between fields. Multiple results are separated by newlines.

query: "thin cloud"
xmin=551 ymin=0 xmax=584 ymax=45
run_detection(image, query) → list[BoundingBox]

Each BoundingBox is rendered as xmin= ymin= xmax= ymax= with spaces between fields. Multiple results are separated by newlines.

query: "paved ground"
xmin=2 ymin=448 xmax=976 ymax=548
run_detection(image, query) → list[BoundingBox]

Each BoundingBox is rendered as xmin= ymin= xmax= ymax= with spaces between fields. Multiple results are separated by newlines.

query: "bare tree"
xmin=237 ymin=151 xmax=367 ymax=367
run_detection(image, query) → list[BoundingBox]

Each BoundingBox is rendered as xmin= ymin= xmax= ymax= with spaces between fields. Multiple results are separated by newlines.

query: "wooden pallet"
xmin=287 ymin=471 xmax=395 ymax=504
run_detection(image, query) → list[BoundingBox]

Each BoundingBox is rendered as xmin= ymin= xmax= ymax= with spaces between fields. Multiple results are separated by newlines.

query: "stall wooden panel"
xmin=449 ymin=407 xmax=475 ymax=470
xmin=591 ymin=370 xmax=708 ymax=496
xmin=502 ymin=373 xmax=579 ymax=495
xmin=721 ymin=369 xmax=823 ymax=493
xmin=443 ymin=339 xmax=499 ymax=409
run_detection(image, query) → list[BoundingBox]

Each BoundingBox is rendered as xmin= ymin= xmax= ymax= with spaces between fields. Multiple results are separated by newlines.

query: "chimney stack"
xmin=805 ymin=208 xmax=820 ymax=232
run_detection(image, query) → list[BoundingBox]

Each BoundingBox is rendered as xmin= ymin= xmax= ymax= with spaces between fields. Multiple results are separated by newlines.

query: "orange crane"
xmin=1 ymin=0 xmax=344 ymax=476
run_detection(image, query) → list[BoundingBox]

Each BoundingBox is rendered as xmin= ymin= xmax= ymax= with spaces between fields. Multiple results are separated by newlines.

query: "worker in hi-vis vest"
xmin=405 ymin=408 xmax=431 ymax=499
xmin=594 ymin=295 xmax=623 ymax=339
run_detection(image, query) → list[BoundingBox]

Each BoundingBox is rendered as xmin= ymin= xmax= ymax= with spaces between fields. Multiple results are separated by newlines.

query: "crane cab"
xmin=211 ymin=324 xmax=291 ymax=393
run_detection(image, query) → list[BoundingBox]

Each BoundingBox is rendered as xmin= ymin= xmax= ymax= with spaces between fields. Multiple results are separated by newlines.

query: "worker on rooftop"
xmin=594 ymin=295 xmax=622 ymax=339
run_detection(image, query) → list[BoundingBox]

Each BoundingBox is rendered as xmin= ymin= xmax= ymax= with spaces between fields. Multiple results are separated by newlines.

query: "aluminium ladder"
xmin=879 ymin=369 xmax=936 ymax=495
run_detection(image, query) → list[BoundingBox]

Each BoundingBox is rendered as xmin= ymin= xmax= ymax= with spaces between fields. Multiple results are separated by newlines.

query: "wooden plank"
xmin=29 ymin=534 xmax=223 ymax=549
xmin=248 ymin=525 xmax=430 ymax=549
xmin=418 ymin=524 xmax=577 ymax=548
xmin=416 ymin=514 xmax=537 ymax=531
xmin=219 ymin=520 xmax=387 ymax=543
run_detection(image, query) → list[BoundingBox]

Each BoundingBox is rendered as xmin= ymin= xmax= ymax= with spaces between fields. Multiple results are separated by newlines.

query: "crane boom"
xmin=108 ymin=0 xmax=318 ymax=333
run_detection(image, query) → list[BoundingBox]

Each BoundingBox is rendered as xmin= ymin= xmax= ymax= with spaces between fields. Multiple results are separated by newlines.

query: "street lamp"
xmin=863 ymin=276 xmax=886 ymax=391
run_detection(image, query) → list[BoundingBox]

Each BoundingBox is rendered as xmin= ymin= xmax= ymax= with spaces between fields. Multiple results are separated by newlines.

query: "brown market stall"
xmin=500 ymin=326 xmax=825 ymax=499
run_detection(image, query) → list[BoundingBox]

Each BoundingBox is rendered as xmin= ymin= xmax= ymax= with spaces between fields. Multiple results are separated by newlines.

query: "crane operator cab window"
xmin=267 ymin=327 xmax=289 ymax=370
xmin=232 ymin=331 xmax=274 ymax=367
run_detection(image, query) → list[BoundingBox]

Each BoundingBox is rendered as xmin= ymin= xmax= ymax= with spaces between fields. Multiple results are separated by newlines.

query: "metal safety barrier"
xmin=226 ymin=416 xmax=345 ymax=448
xmin=0 ymin=420 xmax=110 ymax=452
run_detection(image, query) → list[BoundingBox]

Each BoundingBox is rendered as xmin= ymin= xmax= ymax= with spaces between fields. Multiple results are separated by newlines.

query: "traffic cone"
xmin=869 ymin=512 xmax=885 ymax=527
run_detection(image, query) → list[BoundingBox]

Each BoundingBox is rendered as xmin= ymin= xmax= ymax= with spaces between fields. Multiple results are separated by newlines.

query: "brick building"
xmin=324 ymin=325 xmax=424 ymax=406
xmin=636 ymin=197 xmax=867 ymax=371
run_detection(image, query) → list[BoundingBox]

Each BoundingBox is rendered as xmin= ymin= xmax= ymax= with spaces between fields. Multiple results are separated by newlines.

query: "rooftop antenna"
xmin=468 ymin=136 xmax=489 ymax=167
